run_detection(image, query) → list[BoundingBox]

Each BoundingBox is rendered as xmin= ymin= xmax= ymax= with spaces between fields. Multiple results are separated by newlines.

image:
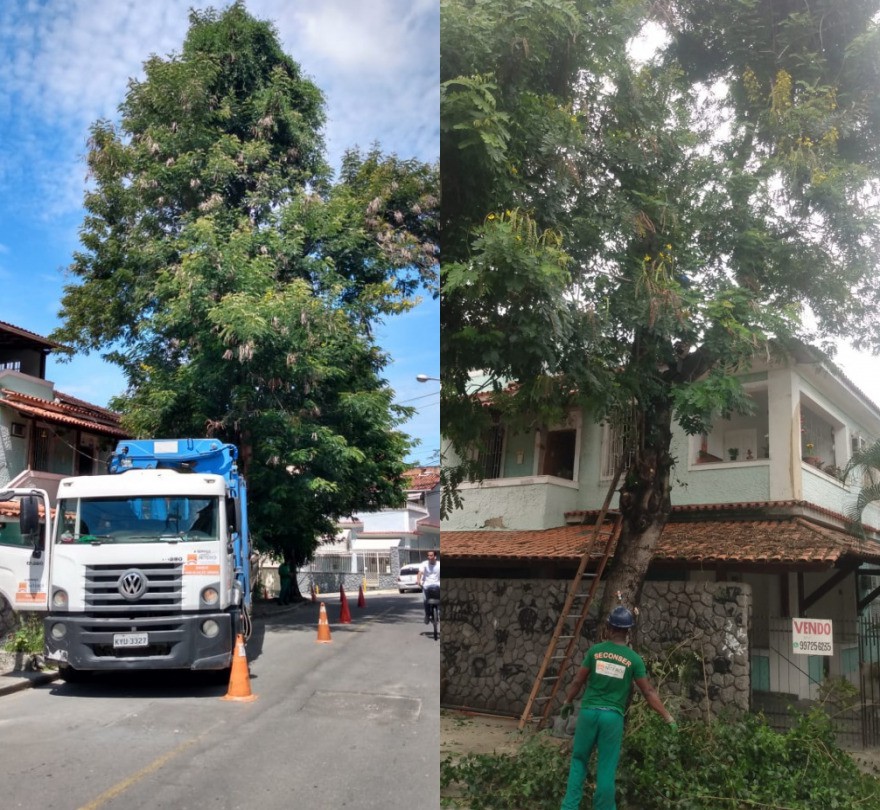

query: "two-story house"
xmin=0 ymin=320 xmax=128 ymax=638
xmin=442 ymin=346 xmax=880 ymax=745
xmin=0 ymin=320 xmax=128 ymax=501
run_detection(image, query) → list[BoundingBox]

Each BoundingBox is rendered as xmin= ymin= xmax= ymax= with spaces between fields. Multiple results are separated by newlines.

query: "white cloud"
xmin=0 ymin=0 xmax=437 ymax=227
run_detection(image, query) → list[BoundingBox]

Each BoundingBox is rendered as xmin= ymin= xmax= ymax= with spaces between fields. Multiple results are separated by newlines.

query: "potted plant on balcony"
xmin=802 ymin=443 xmax=822 ymax=467
xmin=728 ymin=447 xmax=739 ymax=461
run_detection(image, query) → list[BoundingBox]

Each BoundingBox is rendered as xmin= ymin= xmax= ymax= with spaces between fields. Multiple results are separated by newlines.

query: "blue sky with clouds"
xmin=0 ymin=0 xmax=439 ymax=463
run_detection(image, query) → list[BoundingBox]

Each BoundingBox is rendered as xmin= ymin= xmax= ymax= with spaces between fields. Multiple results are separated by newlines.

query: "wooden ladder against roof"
xmin=518 ymin=470 xmax=624 ymax=731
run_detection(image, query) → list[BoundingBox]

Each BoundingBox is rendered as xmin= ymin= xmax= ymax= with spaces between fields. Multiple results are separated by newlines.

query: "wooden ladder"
xmin=518 ymin=472 xmax=623 ymax=731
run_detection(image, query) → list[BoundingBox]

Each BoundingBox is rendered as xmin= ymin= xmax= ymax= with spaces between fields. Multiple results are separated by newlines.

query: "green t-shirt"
xmin=580 ymin=640 xmax=646 ymax=716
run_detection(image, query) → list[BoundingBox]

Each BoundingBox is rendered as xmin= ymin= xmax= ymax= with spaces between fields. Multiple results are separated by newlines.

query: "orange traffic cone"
xmin=221 ymin=633 xmax=257 ymax=702
xmin=339 ymin=585 xmax=352 ymax=624
xmin=316 ymin=602 xmax=332 ymax=643
xmin=357 ymin=583 xmax=366 ymax=608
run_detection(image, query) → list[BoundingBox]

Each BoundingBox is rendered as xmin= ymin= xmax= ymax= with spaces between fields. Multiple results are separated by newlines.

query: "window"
xmin=799 ymin=400 xmax=843 ymax=475
xmin=0 ymin=360 xmax=21 ymax=371
xmin=33 ymin=427 xmax=50 ymax=471
xmin=540 ymin=428 xmax=576 ymax=479
xmin=10 ymin=422 xmax=25 ymax=438
xmin=475 ymin=423 xmax=505 ymax=479
xmin=77 ymin=443 xmax=96 ymax=475
xmin=601 ymin=420 xmax=636 ymax=480
xmin=693 ymin=387 xmax=769 ymax=464
xmin=55 ymin=496 xmax=220 ymax=543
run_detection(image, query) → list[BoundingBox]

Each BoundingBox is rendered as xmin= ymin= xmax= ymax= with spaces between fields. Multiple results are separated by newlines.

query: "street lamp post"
xmin=416 ymin=374 xmax=440 ymax=383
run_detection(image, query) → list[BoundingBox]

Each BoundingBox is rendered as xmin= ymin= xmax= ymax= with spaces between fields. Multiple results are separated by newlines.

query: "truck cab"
xmin=0 ymin=439 xmax=252 ymax=681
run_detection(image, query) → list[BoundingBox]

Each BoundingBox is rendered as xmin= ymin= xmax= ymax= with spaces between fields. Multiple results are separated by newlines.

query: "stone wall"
xmin=442 ymin=578 xmax=751 ymax=719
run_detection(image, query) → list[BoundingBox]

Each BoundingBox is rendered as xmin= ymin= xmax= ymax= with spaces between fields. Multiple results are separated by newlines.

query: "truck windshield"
xmin=54 ymin=496 xmax=219 ymax=544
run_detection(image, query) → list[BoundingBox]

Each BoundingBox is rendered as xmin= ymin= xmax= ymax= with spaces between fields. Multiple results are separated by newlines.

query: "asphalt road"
xmin=0 ymin=591 xmax=438 ymax=809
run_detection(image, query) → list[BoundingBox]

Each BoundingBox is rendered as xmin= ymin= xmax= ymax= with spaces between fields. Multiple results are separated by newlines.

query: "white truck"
xmin=0 ymin=438 xmax=253 ymax=681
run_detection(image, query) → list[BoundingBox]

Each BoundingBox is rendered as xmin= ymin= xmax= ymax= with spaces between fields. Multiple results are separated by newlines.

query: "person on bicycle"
xmin=416 ymin=549 xmax=440 ymax=624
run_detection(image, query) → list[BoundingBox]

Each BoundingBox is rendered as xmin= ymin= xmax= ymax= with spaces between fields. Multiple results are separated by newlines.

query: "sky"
xmin=0 ymin=0 xmax=440 ymax=464
xmin=625 ymin=23 xmax=880 ymax=412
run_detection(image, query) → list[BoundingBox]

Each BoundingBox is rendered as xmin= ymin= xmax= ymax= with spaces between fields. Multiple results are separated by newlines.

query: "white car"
xmin=397 ymin=563 xmax=421 ymax=593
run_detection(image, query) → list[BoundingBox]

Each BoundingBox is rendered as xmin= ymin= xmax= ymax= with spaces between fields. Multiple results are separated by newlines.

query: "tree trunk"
xmin=289 ymin=557 xmax=305 ymax=602
xmin=599 ymin=386 xmax=674 ymax=623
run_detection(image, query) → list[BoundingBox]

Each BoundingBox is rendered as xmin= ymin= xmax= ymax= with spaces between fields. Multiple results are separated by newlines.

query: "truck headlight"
xmin=201 ymin=619 xmax=220 ymax=638
xmin=52 ymin=589 xmax=68 ymax=609
xmin=201 ymin=586 xmax=219 ymax=606
xmin=50 ymin=623 xmax=67 ymax=640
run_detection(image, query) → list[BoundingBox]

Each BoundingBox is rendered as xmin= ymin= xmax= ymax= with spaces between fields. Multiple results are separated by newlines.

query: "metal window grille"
xmin=601 ymin=411 xmax=637 ymax=479
xmin=478 ymin=424 xmax=504 ymax=479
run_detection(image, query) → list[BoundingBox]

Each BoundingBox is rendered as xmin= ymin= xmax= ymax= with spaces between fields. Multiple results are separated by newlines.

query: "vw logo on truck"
xmin=118 ymin=570 xmax=147 ymax=600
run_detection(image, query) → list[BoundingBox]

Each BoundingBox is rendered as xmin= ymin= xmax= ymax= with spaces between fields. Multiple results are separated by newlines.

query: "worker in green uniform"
xmin=559 ymin=606 xmax=675 ymax=810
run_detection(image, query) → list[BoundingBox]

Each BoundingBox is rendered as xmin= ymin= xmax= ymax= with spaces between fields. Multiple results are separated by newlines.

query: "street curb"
xmin=0 ymin=670 xmax=60 ymax=696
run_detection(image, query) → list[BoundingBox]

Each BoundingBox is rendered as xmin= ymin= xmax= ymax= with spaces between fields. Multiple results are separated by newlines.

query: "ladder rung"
xmin=522 ymin=501 xmax=621 ymax=731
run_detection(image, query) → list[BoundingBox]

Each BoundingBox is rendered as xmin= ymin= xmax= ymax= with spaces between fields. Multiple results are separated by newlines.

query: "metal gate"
xmin=357 ymin=552 xmax=390 ymax=587
xmin=750 ymin=616 xmax=880 ymax=748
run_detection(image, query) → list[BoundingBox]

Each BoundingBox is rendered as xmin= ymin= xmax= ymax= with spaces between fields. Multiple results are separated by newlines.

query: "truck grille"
xmin=85 ymin=563 xmax=183 ymax=614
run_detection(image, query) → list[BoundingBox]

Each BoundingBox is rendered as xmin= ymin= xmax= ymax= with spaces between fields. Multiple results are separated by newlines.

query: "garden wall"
xmin=442 ymin=578 xmax=751 ymax=720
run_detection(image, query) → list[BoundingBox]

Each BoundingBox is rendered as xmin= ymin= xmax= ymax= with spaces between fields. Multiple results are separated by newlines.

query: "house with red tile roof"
xmin=442 ymin=349 xmax=880 ymax=740
xmin=0 ymin=320 xmax=128 ymax=505
xmin=293 ymin=465 xmax=440 ymax=594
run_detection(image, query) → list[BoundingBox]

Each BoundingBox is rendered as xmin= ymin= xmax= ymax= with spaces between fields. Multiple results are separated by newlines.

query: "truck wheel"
xmin=59 ymin=665 xmax=91 ymax=683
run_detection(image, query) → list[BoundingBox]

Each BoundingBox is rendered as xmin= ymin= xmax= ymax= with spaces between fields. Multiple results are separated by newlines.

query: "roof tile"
xmin=442 ymin=517 xmax=880 ymax=566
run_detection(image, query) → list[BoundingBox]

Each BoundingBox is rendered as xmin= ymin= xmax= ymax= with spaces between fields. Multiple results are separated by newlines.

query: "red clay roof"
xmin=403 ymin=466 xmax=440 ymax=491
xmin=0 ymin=388 xmax=127 ymax=438
xmin=442 ymin=517 xmax=880 ymax=566
xmin=566 ymin=501 xmax=880 ymax=536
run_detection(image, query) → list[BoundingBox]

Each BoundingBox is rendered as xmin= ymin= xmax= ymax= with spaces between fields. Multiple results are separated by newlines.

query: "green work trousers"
xmin=560 ymin=707 xmax=624 ymax=810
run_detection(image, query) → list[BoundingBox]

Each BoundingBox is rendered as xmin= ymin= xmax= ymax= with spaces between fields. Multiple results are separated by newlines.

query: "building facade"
xmin=288 ymin=466 xmax=441 ymax=594
xmin=442 ymin=351 xmax=880 ymax=745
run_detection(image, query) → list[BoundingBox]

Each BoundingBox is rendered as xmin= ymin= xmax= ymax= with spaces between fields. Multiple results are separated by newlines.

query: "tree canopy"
xmin=53 ymin=2 xmax=439 ymax=567
xmin=441 ymin=0 xmax=880 ymax=609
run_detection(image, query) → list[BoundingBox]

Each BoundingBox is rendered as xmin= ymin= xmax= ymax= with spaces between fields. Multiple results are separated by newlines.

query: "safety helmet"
xmin=607 ymin=606 xmax=635 ymax=629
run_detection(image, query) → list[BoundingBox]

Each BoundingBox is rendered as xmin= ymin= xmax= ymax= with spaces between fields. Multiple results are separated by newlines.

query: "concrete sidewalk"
xmin=0 ymin=666 xmax=58 ymax=696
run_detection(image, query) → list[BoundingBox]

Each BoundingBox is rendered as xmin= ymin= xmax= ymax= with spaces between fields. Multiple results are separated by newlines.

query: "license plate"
xmin=113 ymin=633 xmax=148 ymax=649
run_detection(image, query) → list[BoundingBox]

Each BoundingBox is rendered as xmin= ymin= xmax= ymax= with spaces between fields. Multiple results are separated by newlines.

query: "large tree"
xmin=441 ymin=0 xmax=880 ymax=615
xmin=53 ymin=2 xmax=439 ymax=574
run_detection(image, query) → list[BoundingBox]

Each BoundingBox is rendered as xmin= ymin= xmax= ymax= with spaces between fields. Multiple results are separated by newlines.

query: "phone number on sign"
xmin=796 ymin=640 xmax=832 ymax=652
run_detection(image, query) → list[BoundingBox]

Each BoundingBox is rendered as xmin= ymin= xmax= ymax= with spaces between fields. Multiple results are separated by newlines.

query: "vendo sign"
xmin=791 ymin=617 xmax=833 ymax=656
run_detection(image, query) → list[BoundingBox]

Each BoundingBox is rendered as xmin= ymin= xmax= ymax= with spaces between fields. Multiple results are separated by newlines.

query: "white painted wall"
xmin=444 ymin=361 xmax=880 ymax=532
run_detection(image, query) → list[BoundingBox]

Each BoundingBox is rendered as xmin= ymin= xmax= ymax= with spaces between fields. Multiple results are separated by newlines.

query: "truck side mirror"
xmin=19 ymin=495 xmax=42 ymax=548
xmin=226 ymin=497 xmax=237 ymax=532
